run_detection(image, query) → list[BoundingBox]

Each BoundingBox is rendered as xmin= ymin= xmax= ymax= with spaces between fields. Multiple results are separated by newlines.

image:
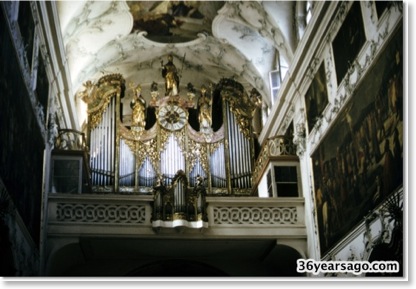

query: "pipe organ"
xmin=80 ymin=70 xmax=260 ymax=227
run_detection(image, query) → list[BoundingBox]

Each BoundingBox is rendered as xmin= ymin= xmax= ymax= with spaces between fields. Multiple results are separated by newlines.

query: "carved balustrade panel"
xmin=56 ymin=203 xmax=147 ymax=224
xmin=212 ymin=206 xmax=298 ymax=225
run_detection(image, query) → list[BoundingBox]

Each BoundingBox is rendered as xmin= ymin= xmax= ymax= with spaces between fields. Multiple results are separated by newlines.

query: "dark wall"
xmin=0 ymin=8 xmax=44 ymax=246
xmin=312 ymin=26 xmax=403 ymax=255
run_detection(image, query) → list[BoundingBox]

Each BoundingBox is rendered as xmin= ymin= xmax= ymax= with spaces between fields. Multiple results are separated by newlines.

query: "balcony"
xmin=46 ymin=130 xmax=307 ymax=275
xmin=47 ymin=130 xmax=305 ymax=239
xmin=252 ymin=135 xmax=298 ymax=186
xmin=47 ymin=193 xmax=305 ymax=238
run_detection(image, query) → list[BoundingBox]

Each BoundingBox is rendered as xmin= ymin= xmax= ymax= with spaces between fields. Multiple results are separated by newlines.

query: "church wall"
xmin=307 ymin=3 xmax=403 ymax=267
xmin=0 ymin=0 xmax=405 ymax=278
xmin=0 ymin=2 xmax=52 ymax=275
xmin=311 ymin=26 xmax=403 ymax=257
xmin=263 ymin=1 xmax=403 ymax=273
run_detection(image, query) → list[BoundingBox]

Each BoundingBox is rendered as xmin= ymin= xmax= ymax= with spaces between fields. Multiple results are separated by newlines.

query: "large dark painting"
xmin=332 ymin=2 xmax=366 ymax=85
xmin=313 ymin=29 xmax=403 ymax=255
xmin=18 ymin=1 xmax=35 ymax=66
xmin=305 ymin=63 xmax=329 ymax=131
xmin=36 ymin=52 xmax=49 ymax=120
xmin=1 ymin=9 xmax=44 ymax=246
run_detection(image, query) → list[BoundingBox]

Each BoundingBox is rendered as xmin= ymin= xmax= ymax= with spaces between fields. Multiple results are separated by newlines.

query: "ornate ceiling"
xmin=56 ymin=1 xmax=300 ymax=108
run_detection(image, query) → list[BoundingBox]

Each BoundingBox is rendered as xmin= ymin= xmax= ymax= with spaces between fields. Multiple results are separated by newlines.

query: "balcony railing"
xmin=47 ymin=194 xmax=305 ymax=238
xmin=252 ymin=135 xmax=298 ymax=185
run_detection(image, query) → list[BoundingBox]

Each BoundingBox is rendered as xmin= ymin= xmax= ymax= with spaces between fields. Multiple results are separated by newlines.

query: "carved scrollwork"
xmin=218 ymin=78 xmax=257 ymax=139
xmin=212 ymin=206 xmax=298 ymax=225
xmin=56 ymin=203 xmax=147 ymax=224
xmin=79 ymin=74 xmax=125 ymax=130
xmin=293 ymin=109 xmax=307 ymax=157
xmin=187 ymin=139 xmax=209 ymax=174
xmin=54 ymin=129 xmax=88 ymax=151
xmin=123 ymin=137 xmax=160 ymax=173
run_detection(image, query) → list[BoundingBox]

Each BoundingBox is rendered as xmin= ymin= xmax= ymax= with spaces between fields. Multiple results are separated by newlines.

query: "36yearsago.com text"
xmin=297 ymin=259 xmax=400 ymax=275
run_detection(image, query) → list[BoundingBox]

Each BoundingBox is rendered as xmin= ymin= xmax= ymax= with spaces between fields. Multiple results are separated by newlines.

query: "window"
xmin=269 ymin=69 xmax=281 ymax=104
xmin=260 ymin=163 xmax=301 ymax=198
xmin=50 ymin=151 xmax=91 ymax=194
xmin=266 ymin=170 xmax=273 ymax=197
xmin=306 ymin=1 xmax=313 ymax=24
xmin=274 ymin=166 xmax=299 ymax=197
xmin=269 ymin=53 xmax=289 ymax=106
xmin=50 ymin=155 xmax=82 ymax=194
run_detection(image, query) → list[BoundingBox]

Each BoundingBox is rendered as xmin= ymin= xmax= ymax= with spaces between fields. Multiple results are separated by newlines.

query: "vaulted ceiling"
xmin=56 ymin=1 xmax=303 ymax=110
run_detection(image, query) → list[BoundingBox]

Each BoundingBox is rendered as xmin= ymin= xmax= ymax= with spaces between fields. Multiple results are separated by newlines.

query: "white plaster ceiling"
xmin=56 ymin=1 xmax=298 ymax=108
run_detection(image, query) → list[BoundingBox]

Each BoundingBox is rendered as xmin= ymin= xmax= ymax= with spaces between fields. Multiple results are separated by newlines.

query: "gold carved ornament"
xmin=221 ymin=88 xmax=258 ymax=140
xmin=187 ymin=138 xmax=209 ymax=174
xmin=79 ymin=74 xmax=125 ymax=130
xmin=123 ymin=137 xmax=160 ymax=172
xmin=119 ymin=122 xmax=163 ymax=172
xmin=208 ymin=139 xmax=223 ymax=155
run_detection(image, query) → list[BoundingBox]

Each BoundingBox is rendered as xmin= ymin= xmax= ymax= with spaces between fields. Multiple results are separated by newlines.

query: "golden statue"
xmin=198 ymin=85 xmax=213 ymax=140
xmin=161 ymin=54 xmax=180 ymax=96
xmin=130 ymin=84 xmax=146 ymax=128
xmin=198 ymin=85 xmax=212 ymax=129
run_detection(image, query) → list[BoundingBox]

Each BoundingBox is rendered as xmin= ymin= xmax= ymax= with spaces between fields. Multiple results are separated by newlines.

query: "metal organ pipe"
xmin=105 ymin=100 xmax=109 ymax=185
xmin=110 ymin=100 xmax=114 ymax=184
xmin=210 ymin=143 xmax=226 ymax=188
xmin=161 ymin=134 xmax=185 ymax=184
xmin=232 ymin=112 xmax=237 ymax=187
xmin=106 ymin=106 xmax=109 ymax=184
xmin=119 ymin=139 xmax=135 ymax=186
xmin=95 ymin=126 xmax=98 ymax=184
xmin=235 ymin=114 xmax=243 ymax=188
xmin=109 ymin=98 xmax=116 ymax=186
xmin=241 ymin=127 xmax=247 ymax=188
xmin=101 ymin=105 xmax=106 ymax=185
xmin=223 ymin=100 xmax=253 ymax=190
xmin=174 ymin=179 xmax=185 ymax=213
xmin=227 ymin=106 xmax=234 ymax=187
xmin=89 ymin=97 xmax=118 ymax=188
xmin=227 ymin=104 xmax=238 ymax=188
xmin=102 ymin=105 xmax=106 ymax=185
xmin=190 ymin=161 xmax=206 ymax=187
xmin=139 ymin=157 xmax=156 ymax=187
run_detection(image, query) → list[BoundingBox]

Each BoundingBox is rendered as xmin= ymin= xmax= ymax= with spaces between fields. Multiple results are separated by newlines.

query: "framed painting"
xmin=305 ymin=63 xmax=329 ymax=131
xmin=313 ymin=29 xmax=403 ymax=255
xmin=332 ymin=1 xmax=366 ymax=85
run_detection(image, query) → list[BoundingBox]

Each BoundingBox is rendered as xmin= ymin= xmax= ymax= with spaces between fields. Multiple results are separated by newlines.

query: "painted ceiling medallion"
xmin=127 ymin=1 xmax=224 ymax=43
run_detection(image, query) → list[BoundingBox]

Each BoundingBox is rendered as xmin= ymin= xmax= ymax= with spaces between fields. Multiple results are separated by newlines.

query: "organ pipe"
xmin=222 ymin=97 xmax=232 ymax=194
xmin=161 ymin=134 xmax=185 ymax=181
xmin=90 ymin=97 xmax=117 ymax=187
xmin=119 ymin=139 xmax=135 ymax=186
xmin=138 ymin=157 xmax=156 ymax=187
xmin=114 ymin=89 xmax=121 ymax=192
xmin=222 ymin=94 xmax=253 ymax=190
xmin=210 ymin=143 xmax=226 ymax=188
xmin=207 ymin=143 xmax=212 ymax=192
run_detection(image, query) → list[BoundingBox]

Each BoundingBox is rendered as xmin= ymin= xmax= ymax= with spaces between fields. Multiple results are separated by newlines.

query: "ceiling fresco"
xmin=127 ymin=1 xmax=224 ymax=43
xmin=56 ymin=1 xmax=300 ymax=113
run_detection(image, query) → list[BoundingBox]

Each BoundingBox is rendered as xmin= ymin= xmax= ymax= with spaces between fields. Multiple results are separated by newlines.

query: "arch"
xmin=45 ymin=241 xmax=85 ymax=276
xmin=262 ymin=244 xmax=306 ymax=276
xmin=126 ymin=259 xmax=228 ymax=277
